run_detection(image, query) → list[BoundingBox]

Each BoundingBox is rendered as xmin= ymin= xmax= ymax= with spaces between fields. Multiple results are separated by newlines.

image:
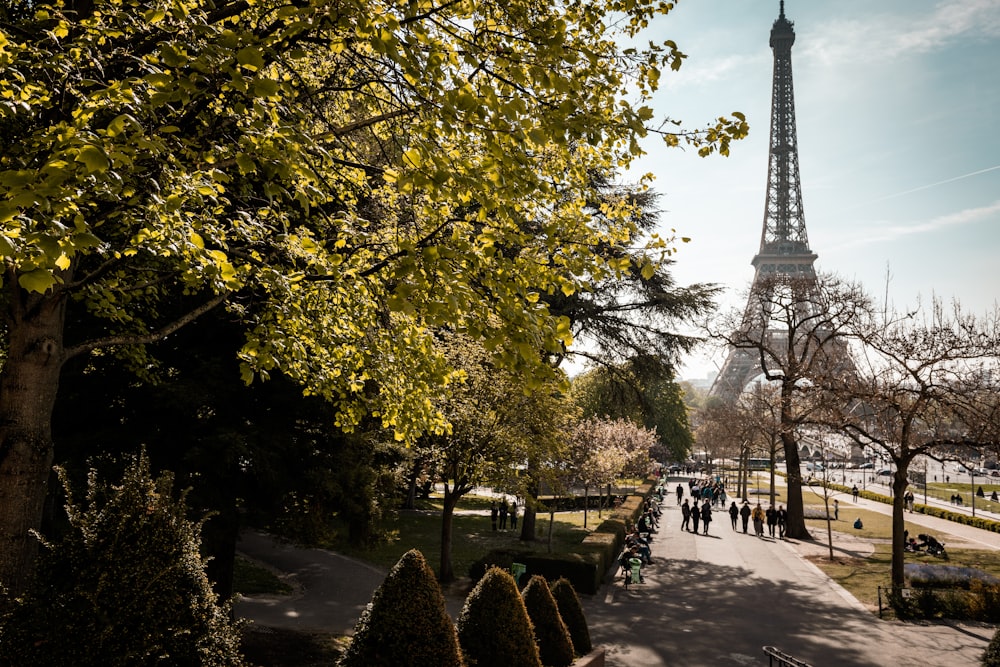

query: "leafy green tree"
xmin=521 ymin=575 xmax=574 ymax=667
xmin=457 ymin=567 xmax=542 ymax=667
xmin=0 ymin=0 xmax=746 ymax=593
xmin=0 ymin=451 xmax=244 ymax=667
xmin=550 ymin=578 xmax=592 ymax=657
xmin=340 ymin=549 xmax=464 ymax=667
xmin=572 ymin=362 xmax=694 ymax=462
xmin=418 ymin=331 xmax=575 ymax=581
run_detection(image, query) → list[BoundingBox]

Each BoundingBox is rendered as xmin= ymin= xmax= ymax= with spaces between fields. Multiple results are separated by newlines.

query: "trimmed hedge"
xmin=521 ymin=576 xmax=574 ymax=667
xmin=457 ymin=567 xmax=542 ymax=667
xmin=340 ymin=549 xmax=464 ymax=667
xmin=551 ymin=578 xmax=592 ymax=656
xmin=470 ymin=550 xmax=603 ymax=595
xmin=983 ymin=625 xmax=1000 ymax=666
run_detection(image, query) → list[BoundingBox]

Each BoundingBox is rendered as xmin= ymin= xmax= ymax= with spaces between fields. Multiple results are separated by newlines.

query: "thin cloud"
xmin=831 ymin=200 xmax=1000 ymax=250
xmin=803 ymin=0 xmax=1000 ymax=65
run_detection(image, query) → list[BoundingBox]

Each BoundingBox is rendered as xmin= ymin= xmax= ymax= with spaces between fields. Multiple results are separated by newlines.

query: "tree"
xmin=0 ymin=0 xmax=746 ymax=593
xmin=571 ymin=362 xmax=695 ymax=462
xmin=340 ymin=549 xmax=464 ymax=667
xmin=417 ymin=332 xmax=574 ymax=582
xmin=710 ymin=272 xmax=870 ymax=539
xmin=564 ymin=416 xmax=656 ymax=526
xmin=0 ymin=451 xmax=244 ymax=667
xmin=825 ymin=298 xmax=1000 ymax=589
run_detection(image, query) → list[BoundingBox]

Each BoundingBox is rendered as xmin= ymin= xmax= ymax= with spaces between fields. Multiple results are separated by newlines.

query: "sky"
xmin=621 ymin=0 xmax=1000 ymax=382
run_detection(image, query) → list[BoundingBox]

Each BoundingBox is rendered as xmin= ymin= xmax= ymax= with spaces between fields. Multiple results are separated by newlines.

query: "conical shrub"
xmin=521 ymin=576 xmax=574 ymax=667
xmin=457 ymin=566 xmax=542 ymax=667
xmin=0 ymin=452 xmax=244 ymax=667
xmin=551 ymin=577 xmax=592 ymax=656
xmin=983 ymin=625 xmax=1000 ymax=666
xmin=340 ymin=549 xmax=464 ymax=667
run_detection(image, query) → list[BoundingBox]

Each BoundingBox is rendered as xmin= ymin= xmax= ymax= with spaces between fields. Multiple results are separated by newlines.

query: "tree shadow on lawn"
xmin=583 ymin=558 xmax=989 ymax=667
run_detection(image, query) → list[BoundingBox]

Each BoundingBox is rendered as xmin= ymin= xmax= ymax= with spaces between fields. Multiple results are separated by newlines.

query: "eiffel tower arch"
xmin=710 ymin=2 xmax=853 ymax=402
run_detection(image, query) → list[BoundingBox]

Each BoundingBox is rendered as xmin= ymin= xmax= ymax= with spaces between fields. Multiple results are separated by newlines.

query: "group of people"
xmin=728 ymin=500 xmax=787 ymax=538
xmin=679 ymin=478 xmax=727 ymax=508
xmin=679 ymin=497 xmax=714 ymax=535
xmin=620 ymin=492 xmax=665 ymax=581
xmin=489 ymin=497 xmax=518 ymax=531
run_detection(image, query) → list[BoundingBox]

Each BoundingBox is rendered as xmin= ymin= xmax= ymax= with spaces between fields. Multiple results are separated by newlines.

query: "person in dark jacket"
xmin=765 ymin=505 xmax=777 ymax=537
xmin=700 ymin=500 xmax=713 ymax=535
xmin=728 ymin=501 xmax=739 ymax=530
xmin=690 ymin=501 xmax=700 ymax=534
xmin=680 ymin=499 xmax=691 ymax=531
xmin=739 ymin=501 xmax=751 ymax=533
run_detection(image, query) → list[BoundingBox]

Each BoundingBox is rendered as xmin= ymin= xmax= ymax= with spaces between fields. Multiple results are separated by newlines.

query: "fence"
xmin=763 ymin=645 xmax=813 ymax=667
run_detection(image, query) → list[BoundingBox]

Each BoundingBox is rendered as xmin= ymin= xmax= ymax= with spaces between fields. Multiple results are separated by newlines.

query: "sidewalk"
xmin=235 ymin=479 xmax=998 ymax=666
xmin=585 ymin=482 xmax=994 ymax=666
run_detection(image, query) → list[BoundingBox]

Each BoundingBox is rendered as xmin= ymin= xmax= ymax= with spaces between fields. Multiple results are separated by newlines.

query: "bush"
xmin=0 ymin=452 xmax=244 ymax=667
xmin=340 ymin=549 xmax=464 ymax=667
xmin=521 ymin=576 xmax=574 ymax=667
xmin=983 ymin=625 xmax=1000 ymax=666
xmin=550 ymin=578 xmax=592 ymax=656
xmin=457 ymin=567 xmax=542 ymax=667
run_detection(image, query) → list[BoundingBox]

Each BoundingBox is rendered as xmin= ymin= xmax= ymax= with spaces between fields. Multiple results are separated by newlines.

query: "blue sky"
xmin=626 ymin=0 xmax=1000 ymax=381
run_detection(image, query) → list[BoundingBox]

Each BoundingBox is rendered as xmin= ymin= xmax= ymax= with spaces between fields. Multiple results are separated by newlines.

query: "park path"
xmin=583 ymin=482 xmax=995 ymax=666
xmin=236 ymin=478 xmax=998 ymax=665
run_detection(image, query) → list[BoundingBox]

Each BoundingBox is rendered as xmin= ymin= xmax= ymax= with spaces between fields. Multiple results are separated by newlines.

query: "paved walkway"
xmin=235 ymin=478 xmax=999 ymax=666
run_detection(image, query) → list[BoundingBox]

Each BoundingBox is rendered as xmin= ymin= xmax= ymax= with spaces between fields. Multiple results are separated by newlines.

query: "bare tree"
xmin=710 ymin=272 xmax=871 ymax=539
xmin=825 ymin=298 xmax=1000 ymax=589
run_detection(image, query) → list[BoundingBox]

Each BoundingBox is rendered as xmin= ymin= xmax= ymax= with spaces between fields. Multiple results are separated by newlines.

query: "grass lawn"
xmin=735 ymin=478 xmax=1000 ymax=613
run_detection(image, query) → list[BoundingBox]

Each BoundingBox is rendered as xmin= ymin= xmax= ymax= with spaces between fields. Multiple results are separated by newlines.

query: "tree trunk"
xmin=890 ymin=471 xmax=907 ymax=589
xmin=519 ymin=479 xmax=539 ymax=542
xmin=439 ymin=489 xmax=461 ymax=583
xmin=0 ymin=292 xmax=66 ymax=597
xmin=781 ymin=430 xmax=811 ymax=540
xmin=583 ymin=485 xmax=589 ymax=529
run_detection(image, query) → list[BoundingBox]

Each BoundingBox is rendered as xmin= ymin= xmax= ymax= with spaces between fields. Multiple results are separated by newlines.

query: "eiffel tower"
xmin=710 ymin=2 xmax=836 ymax=401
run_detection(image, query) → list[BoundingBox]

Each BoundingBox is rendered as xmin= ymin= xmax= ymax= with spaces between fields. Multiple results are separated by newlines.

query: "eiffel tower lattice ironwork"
xmin=710 ymin=2 xmax=843 ymax=401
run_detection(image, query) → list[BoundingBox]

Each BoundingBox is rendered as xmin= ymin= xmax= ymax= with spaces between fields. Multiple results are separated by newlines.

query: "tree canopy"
xmin=0 ymin=0 xmax=746 ymax=592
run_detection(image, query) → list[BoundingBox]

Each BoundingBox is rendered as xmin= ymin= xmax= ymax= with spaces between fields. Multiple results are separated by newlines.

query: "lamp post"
xmin=923 ymin=457 xmax=928 ymax=505
xmin=971 ymin=469 xmax=976 ymax=518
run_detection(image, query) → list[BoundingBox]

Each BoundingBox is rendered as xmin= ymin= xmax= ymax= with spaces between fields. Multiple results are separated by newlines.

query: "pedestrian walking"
xmin=765 ymin=505 xmax=777 ymax=537
xmin=691 ymin=501 xmax=700 ymax=534
xmin=728 ymin=501 xmax=739 ymax=530
xmin=701 ymin=500 xmax=712 ymax=535
xmin=833 ymin=499 xmax=839 ymax=521
xmin=851 ymin=484 xmax=859 ymax=502
xmin=777 ymin=505 xmax=787 ymax=538
xmin=499 ymin=498 xmax=509 ymax=530
xmin=490 ymin=501 xmax=498 ymax=531
xmin=739 ymin=501 xmax=751 ymax=533
xmin=676 ymin=484 xmax=683 ymax=505
xmin=751 ymin=503 xmax=766 ymax=537
xmin=509 ymin=500 xmax=518 ymax=530
xmin=680 ymin=499 xmax=691 ymax=532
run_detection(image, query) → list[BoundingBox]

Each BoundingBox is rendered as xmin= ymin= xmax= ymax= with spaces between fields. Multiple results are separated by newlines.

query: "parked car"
xmin=857 ymin=462 xmax=875 ymax=470
xmin=877 ymin=469 xmax=892 ymax=477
